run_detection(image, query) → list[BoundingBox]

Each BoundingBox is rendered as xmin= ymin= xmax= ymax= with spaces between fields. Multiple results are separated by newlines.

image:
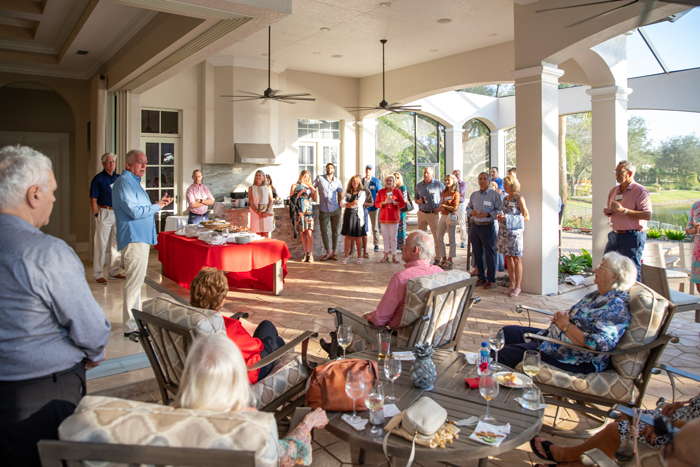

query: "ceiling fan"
xmin=221 ymin=26 xmax=315 ymax=104
xmin=536 ymin=0 xmax=700 ymax=28
xmin=345 ymin=39 xmax=421 ymax=114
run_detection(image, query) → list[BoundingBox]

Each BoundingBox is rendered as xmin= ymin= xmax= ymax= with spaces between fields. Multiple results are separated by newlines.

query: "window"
xmin=298 ymin=144 xmax=315 ymax=179
xmin=462 ymin=119 xmax=491 ymax=192
xmin=297 ymin=118 xmax=341 ymax=178
xmin=298 ymin=118 xmax=340 ymax=140
xmin=141 ymin=110 xmax=179 ymax=134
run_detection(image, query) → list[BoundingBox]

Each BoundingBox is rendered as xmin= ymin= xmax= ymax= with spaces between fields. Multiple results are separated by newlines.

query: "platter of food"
xmin=493 ymin=371 xmax=531 ymax=388
xmin=200 ymin=220 xmax=230 ymax=231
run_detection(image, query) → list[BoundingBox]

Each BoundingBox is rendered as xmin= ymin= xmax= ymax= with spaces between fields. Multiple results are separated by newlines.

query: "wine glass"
xmin=479 ymin=372 xmax=499 ymax=423
xmin=384 ymin=354 xmax=402 ymax=403
xmin=489 ymin=328 xmax=505 ymax=371
xmin=345 ymin=370 xmax=365 ymax=423
xmin=364 ymin=380 xmax=385 ymax=436
xmin=337 ymin=325 xmax=353 ymax=360
xmin=222 ymin=227 xmax=230 ymax=242
xmin=522 ymin=350 xmax=541 ymax=388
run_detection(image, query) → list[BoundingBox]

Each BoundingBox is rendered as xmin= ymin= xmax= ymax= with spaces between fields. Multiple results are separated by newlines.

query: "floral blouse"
xmin=278 ymin=420 xmax=314 ymax=466
xmin=538 ymin=289 xmax=631 ymax=372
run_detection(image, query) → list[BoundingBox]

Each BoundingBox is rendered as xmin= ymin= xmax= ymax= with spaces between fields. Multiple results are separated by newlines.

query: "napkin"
xmin=341 ymin=414 xmax=368 ymax=431
xmin=383 ymin=404 xmax=401 ymax=418
xmin=565 ymin=275 xmax=585 ymax=286
xmin=515 ymin=398 xmax=548 ymax=410
xmin=463 ymin=352 xmax=478 ymax=365
xmin=469 ymin=421 xmax=510 ymax=447
xmin=464 ymin=377 xmax=480 ymax=389
xmin=391 ymin=351 xmax=415 ymax=361
xmin=454 ymin=416 xmax=479 ymax=427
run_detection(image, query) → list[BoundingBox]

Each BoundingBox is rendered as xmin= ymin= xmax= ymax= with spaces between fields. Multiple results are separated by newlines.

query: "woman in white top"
xmin=249 ymin=169 xmax=274 ymax=237
xmin=340 ymin=175 xmax=367 ymax=265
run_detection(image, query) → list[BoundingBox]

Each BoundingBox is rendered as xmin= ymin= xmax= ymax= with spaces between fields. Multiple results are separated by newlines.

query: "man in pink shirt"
xmin=603 ymin=160 xmax=652 ymax=281
xmin=321 ymin=230 xmax=443 ymax=353
xmin=186 ymin=169 xmax=215 ymax=224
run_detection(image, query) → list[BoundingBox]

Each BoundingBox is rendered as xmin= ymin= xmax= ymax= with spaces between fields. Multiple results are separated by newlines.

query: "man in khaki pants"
xmin=90 ymin=152 xmax=123 ymax=284
xmin=414 ymin=167 xmax=444 ymax=264
xmin=112 ymin=149 xmax=172 ymax=338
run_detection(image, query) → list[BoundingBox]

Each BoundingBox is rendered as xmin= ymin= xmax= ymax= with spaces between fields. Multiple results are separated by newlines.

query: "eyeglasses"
xmin=615 ymin=169 xmax=628 ymax=174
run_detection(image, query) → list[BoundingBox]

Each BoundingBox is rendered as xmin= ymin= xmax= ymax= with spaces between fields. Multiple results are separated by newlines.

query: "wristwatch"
xmin=95 ymin=213 xmax=98 ymax=218
xmin=623 ymin=208 xmax=629 ymax=215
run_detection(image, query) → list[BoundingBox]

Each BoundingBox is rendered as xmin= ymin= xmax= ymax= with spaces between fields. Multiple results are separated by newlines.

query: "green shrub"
xmin=646 ymin=228 xmax=662 ymax=239
xmin=580 ymin=248 xmax=592 ymax=269
xmin=559 ymin=252 xmax=590 ymax=275
xmin=664 ymin=230 xmax=687 ymax=241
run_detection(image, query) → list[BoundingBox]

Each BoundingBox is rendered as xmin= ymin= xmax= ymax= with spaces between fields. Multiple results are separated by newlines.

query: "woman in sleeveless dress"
xmin=248 ymin=170 xmax=274 ymax=237
xmin=497 ymin=174 xmax=529 ymax=298
xmin=686 ymin=200 xmax=700 ymax=294
xmin=394 ymin=172 xmax=408 ymax=250
xmin=289 ymin=170 xmax=317 ymax=262
xmin=340 ymin=175 xmax=366 ymax=265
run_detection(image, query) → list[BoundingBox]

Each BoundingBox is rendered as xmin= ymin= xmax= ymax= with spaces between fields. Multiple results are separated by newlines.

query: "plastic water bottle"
xmin=478 ymin=342 xmax=490 ymax=375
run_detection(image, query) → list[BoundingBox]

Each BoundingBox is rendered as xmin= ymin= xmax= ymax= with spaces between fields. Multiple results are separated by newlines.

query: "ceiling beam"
xmin=57 ymin=0 xmax=99 ymax=63
xmin=0 ymin=0 xmax=45 ymax=15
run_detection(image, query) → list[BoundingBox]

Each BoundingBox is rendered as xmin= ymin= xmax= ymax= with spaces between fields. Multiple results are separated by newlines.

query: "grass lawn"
xmin=567 ymin=190 xmax=700 ymax=206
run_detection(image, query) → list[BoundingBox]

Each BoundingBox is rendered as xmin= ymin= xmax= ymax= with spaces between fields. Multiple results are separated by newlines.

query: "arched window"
xmin=462 ymin=119 xmax=490 ymax=192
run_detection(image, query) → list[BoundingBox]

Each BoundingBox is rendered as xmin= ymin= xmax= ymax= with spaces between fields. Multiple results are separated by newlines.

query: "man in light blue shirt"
xmin=314 ymin=163 xmax=343 ymax=261
xmin=467 ymin=172 xmax=503 ymax=288
xmin=113 ymin=149 xmax=172 ymax=336
xmin=415 ymin=166 xmax=445 ymax=263
xmin=490 ymin=166 xmax=505 ymax=198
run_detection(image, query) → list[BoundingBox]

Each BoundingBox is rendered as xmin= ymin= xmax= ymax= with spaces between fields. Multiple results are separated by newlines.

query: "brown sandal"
xmin=380 ymin=256 xmax=389 ymax=263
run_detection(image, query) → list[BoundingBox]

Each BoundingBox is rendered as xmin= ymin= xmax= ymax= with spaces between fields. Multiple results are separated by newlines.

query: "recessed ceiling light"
xmin=436 ymin=18 xmax=452 ymax=24
xmin=380 ymin=2 xmax=391 ymax=6
xmin=320 ymin=27 xmax=330 ymax=32
xmin=313 ymin=52 xmax=321 ymax=55
xmin=430 ymin=49 xmax=438 ymax=52
xmin=331 ymin=54 xmax=343 ymax=58
xmin=489 ymin=33 xmax=498 ymax=37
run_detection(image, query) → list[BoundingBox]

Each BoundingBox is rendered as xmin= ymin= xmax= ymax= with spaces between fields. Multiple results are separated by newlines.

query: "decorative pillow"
xmin=59 ymin=396 xmax=279 ymax=467
xmin=611 ymin=282 xmax=669 ymax=379
xmin=251 ymin=352 xmax=308 ymax=409
xmin=401 ymin=270 xmax=472 ymax=347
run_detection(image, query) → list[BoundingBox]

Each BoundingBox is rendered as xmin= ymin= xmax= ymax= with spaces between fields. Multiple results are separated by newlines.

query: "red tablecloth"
xmin=155 ymin=232 xmax=290 ymax=291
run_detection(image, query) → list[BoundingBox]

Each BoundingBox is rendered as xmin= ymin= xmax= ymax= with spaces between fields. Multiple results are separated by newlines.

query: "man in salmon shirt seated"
xmin=189 ymin=268 xmax=284 ymax=384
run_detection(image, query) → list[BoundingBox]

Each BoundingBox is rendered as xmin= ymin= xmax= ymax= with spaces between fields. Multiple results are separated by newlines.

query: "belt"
xmin=419 ymin=209 xmax=438 ymax=214
xmin=614 ymin=229 xmax=642 ymax=234
xmin=472 ymin=220 xmax=494 ymax=225
xmin=99 ymin=205 xmax=113 ymax=210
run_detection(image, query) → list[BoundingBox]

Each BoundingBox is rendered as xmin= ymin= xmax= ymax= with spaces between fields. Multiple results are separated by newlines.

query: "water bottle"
xmin=478 ymin=342 xmax=490 ymax=375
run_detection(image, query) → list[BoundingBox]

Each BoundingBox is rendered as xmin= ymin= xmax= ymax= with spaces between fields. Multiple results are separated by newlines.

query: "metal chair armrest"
xmin=524 ymin=333 xmax=675 ymax=356
xmin=247 ymin=330 xmax=318 ymax=371
xmin=580 ymin=448 xmax=618 ymax=467
xmin=517 ymin=305 xmax=554 ymax=327
xmin=231 ymin=312 xmax=249 ymax=320
xmin=327 ymin=307 xmax=428 ymax=332
xmin=653 ymin=363 xmax=700 ymax=383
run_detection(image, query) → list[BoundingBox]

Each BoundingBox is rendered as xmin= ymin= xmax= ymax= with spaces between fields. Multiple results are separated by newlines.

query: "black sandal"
xmin=530 ymin=437 xmax=557 ymax=462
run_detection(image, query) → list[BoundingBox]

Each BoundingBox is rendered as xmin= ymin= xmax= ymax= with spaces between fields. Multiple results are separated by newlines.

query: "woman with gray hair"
xmin=249 ymin=169 xmax=274 ymax=237
xmin=496 ymin=251 xmax=636 ymax=374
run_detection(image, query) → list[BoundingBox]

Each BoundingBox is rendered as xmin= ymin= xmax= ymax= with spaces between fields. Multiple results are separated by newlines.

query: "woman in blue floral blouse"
xmin=496 ymin=251 xmax=637 ymax=374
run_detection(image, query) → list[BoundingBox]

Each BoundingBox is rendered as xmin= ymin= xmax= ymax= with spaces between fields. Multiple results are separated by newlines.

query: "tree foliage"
xmin=565 ymin=112 xmax=592 ymax=196
xmin=655 ymin=135 xmax=700 ymax=174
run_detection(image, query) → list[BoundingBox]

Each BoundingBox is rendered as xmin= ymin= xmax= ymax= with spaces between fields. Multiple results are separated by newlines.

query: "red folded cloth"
xmin=465 ymin=377 xmax=480 ymax=389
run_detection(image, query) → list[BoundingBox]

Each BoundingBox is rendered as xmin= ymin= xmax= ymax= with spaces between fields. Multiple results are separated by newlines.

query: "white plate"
xmin=494 ymin=371 xmax=531 ymax=388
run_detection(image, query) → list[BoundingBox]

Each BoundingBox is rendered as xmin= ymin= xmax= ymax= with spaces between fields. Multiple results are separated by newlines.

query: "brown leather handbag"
xmin=305 ymin=358 xmax=378 ymax=411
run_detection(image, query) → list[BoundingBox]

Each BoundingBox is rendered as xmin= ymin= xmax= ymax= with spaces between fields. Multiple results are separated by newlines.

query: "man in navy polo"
xmin=90 ymin=152 xmax=123 ymax=285
xmin=489 ymin=167 xmax=505 ymax=197
xmin=362 ymin=164 xmax=381 ymax=252
xmin=467 ymin=172 xmax=503 ymax=289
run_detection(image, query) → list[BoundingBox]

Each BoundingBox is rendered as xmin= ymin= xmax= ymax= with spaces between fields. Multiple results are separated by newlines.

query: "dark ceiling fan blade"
xmin=660 ymin=0 xmax=700 ymax=4
xmin=536 ymin=0 xmax=626 ymax=13
xmin=637 ymin=0 xmax=656 ymax=26
xmin=274 ymin=93 xmax=313 ymax=98
xmin=566 ymin=0 xmax=638 ymax=27
xmin=231 ymin=97 xmax=265 ymax=102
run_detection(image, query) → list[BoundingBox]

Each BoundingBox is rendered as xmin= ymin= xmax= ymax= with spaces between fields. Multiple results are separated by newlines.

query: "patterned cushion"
xmin=141 ymin=294 xmax=226 ymax=385
xmin=59 ymin=396 xmax=279 ymax=467
xmin=251 ymin=352 xmax=308 ymax=409
xmin=612 ymin=283 xmax=669 ymax=379
xmin=401 ymin=270 xmax=472 ymax=347
xmin=516 ymin=362 xmax=635 ymax=403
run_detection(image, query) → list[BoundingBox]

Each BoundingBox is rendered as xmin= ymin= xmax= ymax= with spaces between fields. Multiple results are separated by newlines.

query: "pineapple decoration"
xmin=410 ymin=343 xmax=437 ymax=390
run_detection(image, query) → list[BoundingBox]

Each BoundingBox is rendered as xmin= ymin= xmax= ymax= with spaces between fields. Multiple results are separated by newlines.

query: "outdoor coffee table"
xmin=322 ymin=348 xmax=543 ymax=466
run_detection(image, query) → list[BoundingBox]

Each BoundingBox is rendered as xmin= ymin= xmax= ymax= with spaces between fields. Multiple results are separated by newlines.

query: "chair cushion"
xmin=59 ymin=395 xmax=279 ymax=467
xmin=665 ymin=269 xmax=688 ymax=279
xmin=669 ymin=290 xmax=700 ymax=307
xmin=251 ymin=352 xmax=308 ymax=409
xmin=516 ymin=362 xmax=635 ymax=404
xmin=402 ymin=270 xmax=472 ymax=347
xmin=611 ymin=283 xmax=669 ymax=379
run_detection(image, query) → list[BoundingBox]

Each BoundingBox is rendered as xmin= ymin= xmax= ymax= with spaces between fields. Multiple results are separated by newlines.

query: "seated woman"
xmin=530 ymin=393 xmax=700 ymax=466
xmin=176 ymin=333 xmax=328 ymax=467
xmin=497 ymin=251 xmax=636 ymax=374
xmin=190 ymin=267 xmax=284 ymax=384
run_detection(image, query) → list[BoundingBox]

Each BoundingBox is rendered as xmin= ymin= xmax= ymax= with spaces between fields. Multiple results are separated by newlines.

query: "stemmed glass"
xmin=337 ymin=325 xmax=353 ymax=360
xmin=384 ymin=354 xmax=402 ymax=403
xmin=479 ymin=372 xmax=499 ymax=423
xmin=488 ymin=329 xmax=505 ymax=371
xmin=222 ymin=227 xmax=230 ymax=242
xmin=364 ymin=380 xmax=385 ymax=436
xmin=522 ymin=350 xmax=541 ymax=388
xmin=345 ymin=370 xmax=365 ymax=423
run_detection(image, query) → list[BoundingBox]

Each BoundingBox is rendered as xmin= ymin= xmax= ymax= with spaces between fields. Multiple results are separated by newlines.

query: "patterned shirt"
xmin=366 ymin=260 xmax=444 ymax=327
xmin=538 ymin=289 xmax=631 ymax=372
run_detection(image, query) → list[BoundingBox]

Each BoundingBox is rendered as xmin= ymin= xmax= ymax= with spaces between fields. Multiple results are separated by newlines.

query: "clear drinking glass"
xmin=488 ymin=328 xmax=505 ymax=371
xmin=364 ymin=380 xmax=385 ymax=436
xmin=377 ymin=333 xmax=390 ymax=361
xmin=522 ymin=350 xmax=541 ymax=388
xmin=479 ymin=372 xmax=499 ymax=423
xmin=384 ymin=354 xmax=402 ymax=403
xmin=345 ymin=370 xmax=365 ymax=423
xmin=337 ymin=325 xmax=353 ymax=360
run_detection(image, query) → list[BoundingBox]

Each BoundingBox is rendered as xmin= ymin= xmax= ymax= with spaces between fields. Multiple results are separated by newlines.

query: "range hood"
xmin=234 ymin=143 xmax=279 ymax=165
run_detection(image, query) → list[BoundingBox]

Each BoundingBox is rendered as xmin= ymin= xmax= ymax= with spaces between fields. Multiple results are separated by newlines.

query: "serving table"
xmin=323 ymin=349 xmax=543 ymax=466
xmin=155 ymin=231 xmax=291 ymax=295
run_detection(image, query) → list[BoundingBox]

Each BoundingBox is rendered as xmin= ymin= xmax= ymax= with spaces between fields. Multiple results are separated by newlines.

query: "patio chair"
xmin=515 ymin=281 xmax=677 ymax=438
xmin=328 ymin=271 xmax=478 ymax=353
xmin=642 ymin=242 xmax=688 ymax=292
xmin=133 ymin=294 xmax=317 ymax=420
xmin=678 ymin=242 xmax=695 ymax=295
xmin=641 ymin=263 xmax=700 ymax=323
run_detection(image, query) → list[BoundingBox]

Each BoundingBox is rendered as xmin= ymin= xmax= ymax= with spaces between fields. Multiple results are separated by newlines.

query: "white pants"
xmin=437 ymin=214 xmax=456 ymax=258
xmin=122 ymin=242 xmax=150 ymax=333
xmin=381 ymin=223 xmax=398 ymax=255
xmin=456 ymin=202 xmax=467 ymax=244
xmin=93 ymin=208 xmax=120 ymax=279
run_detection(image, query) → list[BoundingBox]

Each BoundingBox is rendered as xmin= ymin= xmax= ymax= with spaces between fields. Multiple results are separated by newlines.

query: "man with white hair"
xmin=0 ymin=145 xmax=111 ymax=467
xmin=113 ymin=149 xmax=173 ymax=337
xmin=90 ymin=152 xmax=123 ymax=284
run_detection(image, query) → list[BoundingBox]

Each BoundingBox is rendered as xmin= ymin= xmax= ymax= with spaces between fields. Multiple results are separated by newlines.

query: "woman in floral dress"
xmin=497 ymin=174 xmax=529 ymax=298
xmin=685 ymin=200 xmax=700 ymax=294
xmin=289 ymin=170 xmax=317 ymax=262
xmin=394 ymin=172 xmax=408 ymax=250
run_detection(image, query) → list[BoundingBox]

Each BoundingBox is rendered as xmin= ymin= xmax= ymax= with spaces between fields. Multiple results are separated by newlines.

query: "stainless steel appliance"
xmin=230 ymin=191 xmax=248 ymax=208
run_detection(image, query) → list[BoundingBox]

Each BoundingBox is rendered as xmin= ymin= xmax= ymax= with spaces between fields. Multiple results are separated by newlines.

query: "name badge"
xmin=510 ymin=200 xmax=517 ymax=207
xmin=615 ymin=195 xmax=623 ymax=201
xmin=110 ymin=183 xmax=114 ymax=189
xmin=483 ymin=201 xmax=492 ymax=207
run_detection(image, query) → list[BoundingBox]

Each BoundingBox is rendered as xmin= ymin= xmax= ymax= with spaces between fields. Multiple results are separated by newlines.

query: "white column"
xmin=586 ymin=86 xmax=632 ymax=266
xmin=510 ymin=64 xmax=564 ymax=296
xmin=444 ymin=127 xmax=464 ymax=174
xmin=490 ymin=130 xmax=506 ymax=173
xmin=357 ymin=118 xmax=377 ymax=171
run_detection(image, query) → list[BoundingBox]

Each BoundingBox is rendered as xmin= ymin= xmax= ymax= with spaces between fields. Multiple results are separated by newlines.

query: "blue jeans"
xmin=187 ymin=212 xmax=209 ymax=225
xmin=470 ymin=222 xmax=497 ymax=282
xmin=604 ymin=230 xmax=645 ymax=281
